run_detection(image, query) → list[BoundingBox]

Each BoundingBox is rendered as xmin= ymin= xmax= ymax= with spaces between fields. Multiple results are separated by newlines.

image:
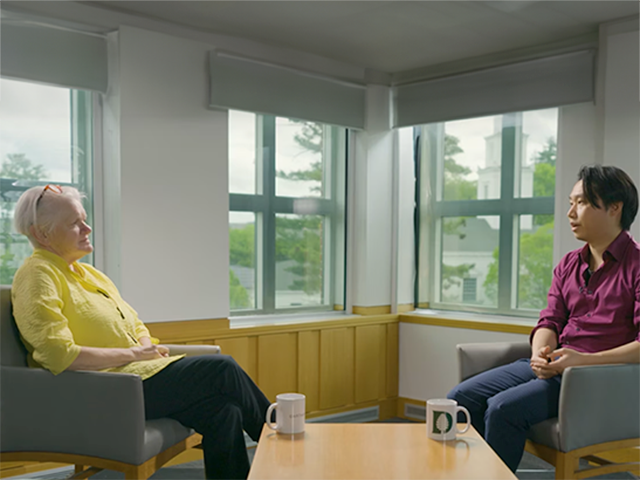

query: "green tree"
xmin=274 ymin=120 xmax=324 ymax=294
xmin=229 ymin=224 xmax=254 ymax=309
xmin=483 ymin=137 xmax=557 ymax=308
xmin=518 ymin=222 xmax=554 ymax=309
xmin=532 ymin=138 xmax=557 ymax=225
xmin=229 ymin=270 xmax=251 ymax=309
xmin=534 ymin=137 xmax=556 ymax=166
xmin=228 ymin=120 xmax=325 ymax=304
xmin=443 ymin=134 xmax=477 ymax=201
xmin=442 ymin=263 xmax=476 ymax=291
xmin=276 ymin=121 xmax=323 ymax=193
xmin=230 ymin=224 xmax=255 ymax=268
xmin=0 ymin=154 xmax=48 ymax=284
xmin=275 ymin=215 xmax=323 ymax=295
xmin=441 ymin=135 xmax=477 ymax=300
xmin=1 ymin=154 xmax=47 ymax=180
xmin=483 ymin=248 xmax=499 ymax=304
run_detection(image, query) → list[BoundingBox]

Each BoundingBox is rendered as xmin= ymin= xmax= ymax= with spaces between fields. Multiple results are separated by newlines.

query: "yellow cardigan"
xmin=12 ymin=249 xmax=182 ymax=379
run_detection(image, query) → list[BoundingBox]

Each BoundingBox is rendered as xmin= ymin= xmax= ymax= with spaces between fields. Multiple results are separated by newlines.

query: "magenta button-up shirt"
xmin=531 ymin=230 xmax=640 ymax=354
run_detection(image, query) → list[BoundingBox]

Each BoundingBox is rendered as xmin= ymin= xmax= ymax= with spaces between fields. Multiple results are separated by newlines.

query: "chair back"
xmin=1 ymin=286 xmax=28 ymax=367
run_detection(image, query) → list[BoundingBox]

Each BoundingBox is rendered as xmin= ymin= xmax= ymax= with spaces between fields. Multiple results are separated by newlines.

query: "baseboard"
xmin=396 ymin=397 xmax=426 ymax=421
xmin=308 ymin=406 xmax=380 ymax=423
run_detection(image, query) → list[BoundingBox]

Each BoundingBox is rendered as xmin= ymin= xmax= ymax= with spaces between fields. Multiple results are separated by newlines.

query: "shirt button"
xmin=586 ymin=313 xmax=592 ymax=318
xmin=576 ymin=327 xmax=581 ymax=331
xmin=587 ymin=290 xmax=593 ymax=294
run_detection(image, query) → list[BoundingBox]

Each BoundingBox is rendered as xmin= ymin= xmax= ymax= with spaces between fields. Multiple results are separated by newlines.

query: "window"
xmin=0 ymin=78 xmax=95 ymax=285
xmin=415 ymin=108 xmax=558 ymax=316
xmin=229 ymin=111 xmax=347 ymax=314
xmin=462 ymin=278 xmax=477 ymax=304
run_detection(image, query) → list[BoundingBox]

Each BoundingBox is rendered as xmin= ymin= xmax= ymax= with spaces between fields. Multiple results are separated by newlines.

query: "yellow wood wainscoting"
xmin=145 ymin=314 xmax=401 ymax=472
xmin=147 ymin=314 xmax=400 ymax=414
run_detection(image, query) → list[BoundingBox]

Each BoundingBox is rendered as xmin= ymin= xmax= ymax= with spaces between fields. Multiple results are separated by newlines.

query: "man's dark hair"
xmin=578 ymin=165 xmax=638 ymax=231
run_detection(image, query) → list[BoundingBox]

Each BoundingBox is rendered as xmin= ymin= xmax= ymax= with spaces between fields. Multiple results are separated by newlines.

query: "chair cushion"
xmin=139 ymin=419 xmax=195 ymax=465
xmin=528 ymin=418 xmax=560 ymax=450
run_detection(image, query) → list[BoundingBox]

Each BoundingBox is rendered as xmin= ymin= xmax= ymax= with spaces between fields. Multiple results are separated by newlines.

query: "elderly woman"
xmin=11 ymin=184 xmax=270 ymax=480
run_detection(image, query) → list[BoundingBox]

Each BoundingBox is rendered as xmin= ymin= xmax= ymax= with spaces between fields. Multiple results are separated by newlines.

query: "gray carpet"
xmin=14 ymin=419 xmax=638 ymax=480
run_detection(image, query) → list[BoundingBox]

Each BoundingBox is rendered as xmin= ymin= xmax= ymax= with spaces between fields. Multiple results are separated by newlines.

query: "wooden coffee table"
xmin=248 ymin=423 xmax=516 ymax=479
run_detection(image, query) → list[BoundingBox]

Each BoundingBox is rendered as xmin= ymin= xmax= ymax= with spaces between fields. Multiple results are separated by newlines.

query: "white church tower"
xmin=477 ymin=115 xmax=533 ymax=230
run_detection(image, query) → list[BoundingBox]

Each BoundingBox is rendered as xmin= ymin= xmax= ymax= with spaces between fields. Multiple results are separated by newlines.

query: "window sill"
xmin=400 ymin=308 xmax=536 ymax=334
xmin=229 ymin=311 xmax=359 ymax=329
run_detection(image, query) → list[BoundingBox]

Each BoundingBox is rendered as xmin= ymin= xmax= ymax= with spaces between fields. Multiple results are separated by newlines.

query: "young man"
xmin=447 ymin=165 xmax=640 ymax=472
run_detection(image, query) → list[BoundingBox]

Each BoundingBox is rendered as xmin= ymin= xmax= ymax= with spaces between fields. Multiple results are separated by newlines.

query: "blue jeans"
xmin=447 ymin=358 xmax=562 ymax=472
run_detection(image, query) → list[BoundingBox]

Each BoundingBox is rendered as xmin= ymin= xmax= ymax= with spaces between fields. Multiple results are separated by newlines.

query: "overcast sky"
xmin=229 ymin=110 xmax=322 ymax=199
xmin=0 ymin=78 xmax=72 ymax=183
xmin=445 ymin=107 xmax=558 ymax=181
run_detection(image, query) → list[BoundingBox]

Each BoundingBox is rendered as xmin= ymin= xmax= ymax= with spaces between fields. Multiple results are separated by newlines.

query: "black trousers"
xmin=142 ymin=355 xmax=271 ymax=479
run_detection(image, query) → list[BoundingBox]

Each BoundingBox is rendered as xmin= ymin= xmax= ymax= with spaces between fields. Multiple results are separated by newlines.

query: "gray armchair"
xmin=0 ymin=285 xmax=220 ymax=479
xmin=457 ymin=342 xmax=640 ymax=480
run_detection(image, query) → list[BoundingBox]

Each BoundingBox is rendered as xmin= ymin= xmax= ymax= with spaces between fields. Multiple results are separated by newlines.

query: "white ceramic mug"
xmin=426 ymin=398 xmax=471 ymax=441
xmin=265 ymin=393 xmax=306 ymax=434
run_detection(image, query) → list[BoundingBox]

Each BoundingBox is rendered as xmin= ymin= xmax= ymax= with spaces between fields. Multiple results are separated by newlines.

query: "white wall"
xmin=400 ymin=323 xmax=528 ymax=400
xmin=602 ymin=27 xmax=640 ymax=239
xmin=555 ymin=102 xmax=597 ymax=263
xmin=397 ymin=127 xmax=416 ymax=306
xmin=106 ymin=26 xmax=229 ymax=322
xmin=352 ymin=85 xmax=395 ymax=308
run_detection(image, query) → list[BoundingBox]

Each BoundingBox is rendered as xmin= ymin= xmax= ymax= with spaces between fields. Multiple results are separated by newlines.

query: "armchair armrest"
xmin=166 ymin=344 xmax=220 ymax=356
xmin=457 ymin=342 xmax=532 ymax=381
xmin=0 ymin=366 xmax=146 ymax=464
xmin=558 ymin=363 xmax=640 ymax=452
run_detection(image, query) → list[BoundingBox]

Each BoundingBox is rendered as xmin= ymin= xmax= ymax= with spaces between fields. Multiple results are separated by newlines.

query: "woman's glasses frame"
xmin=33 ymin=184 xmax=63 ymax=227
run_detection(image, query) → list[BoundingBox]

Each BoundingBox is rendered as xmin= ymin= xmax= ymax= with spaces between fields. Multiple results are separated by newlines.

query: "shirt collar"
xmin=578 ymin=230 xmax=631 ymax=263
xmin=33 ymin=249 xmax=81 ymax=274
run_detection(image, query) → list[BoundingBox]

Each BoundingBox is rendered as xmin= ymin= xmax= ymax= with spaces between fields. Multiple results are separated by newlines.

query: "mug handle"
xmin=455 ymin=406 xmax=471 ymax=434
xmin=266 ymin=402 xmax=278 ymax=430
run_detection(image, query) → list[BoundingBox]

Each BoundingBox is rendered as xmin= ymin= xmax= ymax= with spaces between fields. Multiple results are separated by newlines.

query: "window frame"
xmin=416 ymin=111 xmax=556 ymax=317
xmin=0 ymin=80 xmax=97 ymax=284
xmin=229 ymin=114 xmax=348 ymax=316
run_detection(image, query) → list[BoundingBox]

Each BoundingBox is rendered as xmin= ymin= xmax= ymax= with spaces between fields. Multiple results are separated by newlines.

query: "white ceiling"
xmin=83 ymin=1 xmax=639 ymax=74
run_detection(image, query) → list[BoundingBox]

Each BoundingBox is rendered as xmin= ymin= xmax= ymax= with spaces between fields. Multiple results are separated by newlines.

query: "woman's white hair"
xmin=14 ymin=186 xmax=86 ymax=248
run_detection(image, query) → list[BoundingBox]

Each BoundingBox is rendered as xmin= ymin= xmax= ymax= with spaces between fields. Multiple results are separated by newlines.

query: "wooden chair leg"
xmin=125 ymin=468 xmax=146 ymax=480
xmin=74 ymin=465 xmax=84 ymax=474
xmin=555 ymin=450 xmax=578 ymax=480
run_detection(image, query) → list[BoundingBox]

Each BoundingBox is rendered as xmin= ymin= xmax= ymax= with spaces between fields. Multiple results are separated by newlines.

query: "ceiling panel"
xmin=80 ymin=1 xmax=640 ymax=73
xmin=546 ymin=0 xmax=638 ymax=23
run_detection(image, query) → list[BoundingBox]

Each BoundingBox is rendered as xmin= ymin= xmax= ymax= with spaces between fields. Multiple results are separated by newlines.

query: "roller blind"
xmin=209 ymin=51 xmax=365 ymax=129
xmin=1 ymin=20 xmax=108 ymax=93
xmin=394 ymin=50 xmax=595 ymax=128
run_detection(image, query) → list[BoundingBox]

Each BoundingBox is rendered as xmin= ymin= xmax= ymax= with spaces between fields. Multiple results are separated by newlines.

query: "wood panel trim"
xmin=223 ymin=314 xmax=398 ymax=338
xmin=399 ymin=314 xmax=533 ymax=335
xmin=397 ymin=304 xmax=415 ymax=313
xmin=147 ymin=318 xmax=230 ymax=342
xmin=353 ymin=305 xmax=391 ymax=315
xmin=149 ymin=314 xmax=399 ymax=344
